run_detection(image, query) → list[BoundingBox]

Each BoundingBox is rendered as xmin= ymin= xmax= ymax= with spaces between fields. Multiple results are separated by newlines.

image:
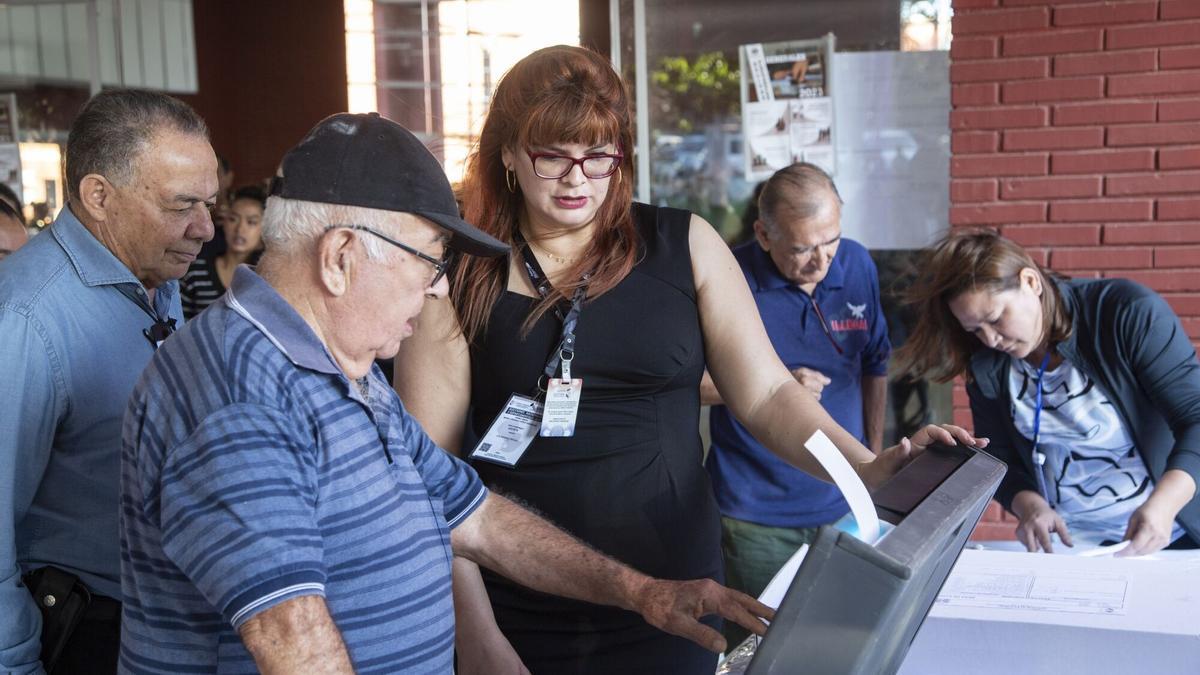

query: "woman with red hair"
xmin=394 ymin=45 xmax=976 ymax=674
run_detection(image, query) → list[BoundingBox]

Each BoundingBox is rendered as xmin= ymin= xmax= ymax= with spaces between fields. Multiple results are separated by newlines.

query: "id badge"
xmin=470 ymin=394 xmax=544 ymax=467
xmin=540 ymin=378 xmax=582 ymax=437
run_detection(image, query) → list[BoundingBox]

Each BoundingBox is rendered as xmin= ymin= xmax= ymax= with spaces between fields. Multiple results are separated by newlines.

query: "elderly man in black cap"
xmin=117 ymin=113 xmax=772 ymax=674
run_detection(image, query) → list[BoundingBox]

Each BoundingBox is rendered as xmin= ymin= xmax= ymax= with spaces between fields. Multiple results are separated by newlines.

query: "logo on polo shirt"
xmin=830 ymin=301 xmax=869 ymax=332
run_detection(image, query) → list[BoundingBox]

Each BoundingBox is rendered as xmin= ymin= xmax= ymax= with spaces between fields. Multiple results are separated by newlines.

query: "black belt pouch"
xmin=22 ymin=566 xmax=93 ymax=671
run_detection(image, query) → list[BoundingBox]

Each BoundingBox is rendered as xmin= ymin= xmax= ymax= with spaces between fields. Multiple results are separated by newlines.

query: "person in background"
xmin=0 ymin=88 xmax=215 ymax=674
xmin=897 ymin=230 xmax=1199 ymax=556
xmin=179 ymin=185 xmax=266 ymax=319
xmin=700 ymin=162 xmax=890 ymax=645
xmin=118 ymin=112 xmax=773 ymax=674
xmin=0 ymin=197 xmax=28 ymax=260
xmin=393 ymin=45 xmax=978 ymax=675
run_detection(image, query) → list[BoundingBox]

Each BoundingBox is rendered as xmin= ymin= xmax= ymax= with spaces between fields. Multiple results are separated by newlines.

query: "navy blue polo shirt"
xmin=706 ymin=238 xmax=890 ymax=528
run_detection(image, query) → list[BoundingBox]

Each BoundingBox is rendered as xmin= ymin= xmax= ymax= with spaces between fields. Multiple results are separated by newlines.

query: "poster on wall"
xmin=740 ymin=35 xmax=835 ymax=181
xmin=0 ymin=94 xmax=22 ymax=206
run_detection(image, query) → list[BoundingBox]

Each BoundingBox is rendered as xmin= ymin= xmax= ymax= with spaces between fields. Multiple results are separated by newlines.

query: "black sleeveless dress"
xmin=468 ymin=203 xmax=724 ymax=674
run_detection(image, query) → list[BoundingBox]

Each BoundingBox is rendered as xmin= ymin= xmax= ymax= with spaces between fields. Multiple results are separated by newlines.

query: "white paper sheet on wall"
xmin=831 ymin=50 xmax=950 ymax=250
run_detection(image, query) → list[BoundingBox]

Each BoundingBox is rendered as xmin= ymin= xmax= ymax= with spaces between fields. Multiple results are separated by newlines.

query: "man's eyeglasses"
xmin=526 ymin=150 xmax=624 ymax=180
xmin=329 ymin=224 xmax=455 ymax=287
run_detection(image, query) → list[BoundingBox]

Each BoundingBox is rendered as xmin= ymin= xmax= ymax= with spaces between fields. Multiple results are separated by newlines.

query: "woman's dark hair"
xmin=453 ymin=45 xmax=637 ymax=342
xmin=231 ymin=185 xmax=267 ymax=209
xmin=894 ymin=229 xmax=1072 ymax=383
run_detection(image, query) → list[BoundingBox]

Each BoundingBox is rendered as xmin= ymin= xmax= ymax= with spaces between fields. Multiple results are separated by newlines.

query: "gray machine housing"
xmin=745 ymin=444 xmax=1006 ymax=675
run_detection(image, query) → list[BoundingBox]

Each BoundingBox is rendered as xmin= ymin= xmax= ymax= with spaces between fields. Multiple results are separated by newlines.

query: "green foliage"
xmin=650 ymin=51 xmax=741 ymax=133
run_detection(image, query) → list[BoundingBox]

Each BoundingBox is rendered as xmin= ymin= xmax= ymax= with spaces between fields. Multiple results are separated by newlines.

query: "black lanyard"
xmin=514 ymin=233 xmax=589 ymax=392
xmin=115 ymin=283 xmax=177 ymax=350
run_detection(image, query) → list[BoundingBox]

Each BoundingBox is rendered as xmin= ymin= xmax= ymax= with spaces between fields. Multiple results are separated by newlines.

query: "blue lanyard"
xmin=1030 ymin=349 xmax=1053 ymax=505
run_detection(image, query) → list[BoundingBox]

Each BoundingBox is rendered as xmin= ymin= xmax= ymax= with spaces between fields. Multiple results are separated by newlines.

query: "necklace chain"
xmin=527 ymin=239 xmax=578 ymax=265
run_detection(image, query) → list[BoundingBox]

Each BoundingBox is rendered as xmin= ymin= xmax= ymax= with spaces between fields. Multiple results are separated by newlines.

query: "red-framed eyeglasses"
xmin=526 ymin=150 xmax=624 ymax=179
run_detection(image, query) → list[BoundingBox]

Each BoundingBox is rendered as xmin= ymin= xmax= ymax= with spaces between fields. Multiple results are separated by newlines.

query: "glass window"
xmin=613 ymin=0 xmax=954 ymax=447
xmin=344 ymin=0 xmax=579 ymax=180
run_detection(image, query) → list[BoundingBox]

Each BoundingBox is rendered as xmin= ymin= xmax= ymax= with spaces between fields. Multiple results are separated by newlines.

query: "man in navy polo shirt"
xmin=119 ymin=113 xmax=772 ymax=674
xmin=702 ymin=162 xmax=889 ymax=642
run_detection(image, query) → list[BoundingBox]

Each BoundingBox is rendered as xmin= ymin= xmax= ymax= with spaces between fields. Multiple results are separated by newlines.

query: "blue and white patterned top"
xmin=1009 ymin=355 xmax=1184 ymax=545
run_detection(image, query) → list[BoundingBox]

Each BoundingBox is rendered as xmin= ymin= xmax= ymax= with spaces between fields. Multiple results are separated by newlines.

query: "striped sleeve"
xmin=157 ymin=402 xmax=326 ymax=629
xmin=179 ymin=259 xmax=224 ymax=320
xmin=392 ymin=401 xmax=486 ymax=528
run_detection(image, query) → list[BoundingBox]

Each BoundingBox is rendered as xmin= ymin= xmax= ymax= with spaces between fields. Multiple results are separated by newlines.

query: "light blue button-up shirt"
xmin=0 ymin=206 xmax=181 ymax=674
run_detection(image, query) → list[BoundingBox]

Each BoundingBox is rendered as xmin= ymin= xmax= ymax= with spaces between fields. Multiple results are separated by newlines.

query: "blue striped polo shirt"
xmin=118 ymin=266 xmax=486 ymax=674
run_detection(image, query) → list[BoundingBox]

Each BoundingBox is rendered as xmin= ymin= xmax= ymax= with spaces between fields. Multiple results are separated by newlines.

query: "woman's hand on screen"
xmin=858 ymin=424 xmax=989 ymax=490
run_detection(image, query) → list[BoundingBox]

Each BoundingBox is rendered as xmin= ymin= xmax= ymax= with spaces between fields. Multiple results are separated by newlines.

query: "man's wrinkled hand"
xmin=634 ymin=578 xmax=775 ymax=653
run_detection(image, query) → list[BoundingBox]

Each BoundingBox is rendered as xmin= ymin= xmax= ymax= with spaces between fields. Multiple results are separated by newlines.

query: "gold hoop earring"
xmin=505 ymin=169 xmax=517 ymax=193
xmin=615 ymin=167 xmax=622 ymax=183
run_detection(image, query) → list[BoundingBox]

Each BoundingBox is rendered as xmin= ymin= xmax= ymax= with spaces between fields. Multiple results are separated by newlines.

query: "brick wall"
xmin=950 ymin=0 xmax=1200 ymax=540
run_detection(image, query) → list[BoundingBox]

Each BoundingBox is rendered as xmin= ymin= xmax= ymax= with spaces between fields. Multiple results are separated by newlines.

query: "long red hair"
xmin=453 ymin=45 xmax=638 ymax=343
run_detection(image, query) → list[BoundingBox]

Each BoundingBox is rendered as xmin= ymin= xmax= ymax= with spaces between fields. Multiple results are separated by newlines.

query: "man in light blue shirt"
xmin=0 ymin=89 xmax=217 ymax=674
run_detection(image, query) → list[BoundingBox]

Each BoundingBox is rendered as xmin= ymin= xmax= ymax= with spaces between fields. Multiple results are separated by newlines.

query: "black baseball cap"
xmin=272 ymin=112 xmax=507 ymax=257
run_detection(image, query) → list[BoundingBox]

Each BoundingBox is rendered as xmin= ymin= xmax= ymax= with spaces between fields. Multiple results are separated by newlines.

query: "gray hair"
xmin=65 ymin=88 xmax=208 ymax=204
xmin=261 ymin=196 xmax=404 ymax=260
xmin=758 ymin=162 xmax=843 ymax=235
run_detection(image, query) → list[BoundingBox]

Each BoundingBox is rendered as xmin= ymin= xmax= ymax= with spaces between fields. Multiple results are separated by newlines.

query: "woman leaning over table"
xmin=895 ymin=229 xmax=1199 ymax=557
xmin=393 ymin=45 xmax=979 ymax=675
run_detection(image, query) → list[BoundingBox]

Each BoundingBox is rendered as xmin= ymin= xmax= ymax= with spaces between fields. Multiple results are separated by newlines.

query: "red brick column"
xmin=949 ymin=0 xmax=1200 ymax=540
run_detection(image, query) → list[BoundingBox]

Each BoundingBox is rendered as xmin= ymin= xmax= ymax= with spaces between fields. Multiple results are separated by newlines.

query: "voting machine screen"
xmin=745 ymin=443 xmax=1006 ymax=675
